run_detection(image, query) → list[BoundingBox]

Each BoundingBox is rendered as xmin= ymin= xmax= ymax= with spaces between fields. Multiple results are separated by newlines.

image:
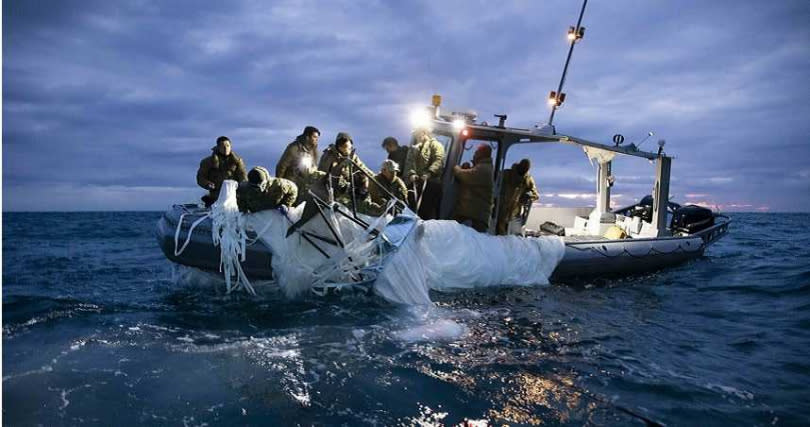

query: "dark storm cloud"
xmin=3 ymin=0 xmax=809 ymax=211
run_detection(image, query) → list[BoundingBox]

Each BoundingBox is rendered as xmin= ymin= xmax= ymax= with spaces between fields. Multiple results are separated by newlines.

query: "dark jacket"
xmin=387 ymin=146 xmax=409 ymax=178
xmin=452 ymin=157 xmax=494 ymax=226
xmin=236 ymin=178 xmax=298 ymax=213
xmin=496 ymin=170 xmax=539 ymax=234
xmin=197 ymin=148 xmax=247 ymax=200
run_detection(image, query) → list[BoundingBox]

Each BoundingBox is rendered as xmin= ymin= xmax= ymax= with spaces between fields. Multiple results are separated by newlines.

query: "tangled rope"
xmin=173 ymin=211 xmax=211 ymax=257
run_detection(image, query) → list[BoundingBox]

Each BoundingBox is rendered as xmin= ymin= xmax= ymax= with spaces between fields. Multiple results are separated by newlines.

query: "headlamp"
xmin=299 ymin=156 xmax=312 ymax=171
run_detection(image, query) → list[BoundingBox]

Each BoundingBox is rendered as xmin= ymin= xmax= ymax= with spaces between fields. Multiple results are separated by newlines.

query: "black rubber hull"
xmin=157 ymin=205 xmax=730 ymax=282
xmin=156 ymin=207 xmax=274 ymax=279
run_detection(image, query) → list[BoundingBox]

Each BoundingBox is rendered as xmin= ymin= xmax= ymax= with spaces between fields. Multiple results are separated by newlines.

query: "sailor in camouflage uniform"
xmin=403 ymin=128 xmax=445 ymax=219
xmin=285 ymin=133 xmax=374 ymax=235
xmin=496 ymin=158 xmax=539 ymax=235
xmin=275 ymin=126 xmax=325 ymax=205
xmin=318 ymin=132 xmax=373 ymax=199
xmin=452 ymin=144 xmax=494 ymax=233
xmin=368 ymin=159 xmax=408 ymax=211
xmin=336 ymin=174 xmax=383 ymax=217
xmin=197 ymin=136 xmax=248 ymax=207
xmin=236 ymin=167 xmax=298 ymax=214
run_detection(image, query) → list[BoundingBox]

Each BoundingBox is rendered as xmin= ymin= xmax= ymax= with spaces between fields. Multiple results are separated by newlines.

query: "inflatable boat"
xmin=156 ymin=197 xmax=729 ymax=286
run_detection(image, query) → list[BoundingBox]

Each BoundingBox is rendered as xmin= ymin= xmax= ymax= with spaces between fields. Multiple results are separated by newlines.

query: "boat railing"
xmin=692 ymin=218 xmax=731 ymax=246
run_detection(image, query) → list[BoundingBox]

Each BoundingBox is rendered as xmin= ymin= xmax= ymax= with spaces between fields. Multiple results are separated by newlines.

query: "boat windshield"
xmin=459 ymin=139 xmax=497 ymax=164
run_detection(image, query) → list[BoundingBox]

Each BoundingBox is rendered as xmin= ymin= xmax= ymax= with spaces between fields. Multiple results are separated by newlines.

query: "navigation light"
xmin=568 ymin=26 xmax=585 ymax=41
xmin=548 ymin=91 xmax=566 ymax=107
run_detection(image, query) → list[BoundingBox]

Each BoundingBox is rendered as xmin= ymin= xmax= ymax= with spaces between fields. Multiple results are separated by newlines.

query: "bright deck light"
xmin=409 ymin=108 xmax=432 ymax=129
xmin=452 ymin=119 xmax=466 ymax=131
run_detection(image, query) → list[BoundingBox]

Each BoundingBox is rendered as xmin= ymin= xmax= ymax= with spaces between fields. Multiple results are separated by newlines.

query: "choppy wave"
xmin=3 ymin=212 xmax=810 ymax=425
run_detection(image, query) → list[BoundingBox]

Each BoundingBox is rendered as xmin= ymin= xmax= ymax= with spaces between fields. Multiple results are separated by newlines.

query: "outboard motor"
xmin=629 ymin=195 xmax=654 ymax=223
xmin=670 ymin=204 xmax=715 ymax=234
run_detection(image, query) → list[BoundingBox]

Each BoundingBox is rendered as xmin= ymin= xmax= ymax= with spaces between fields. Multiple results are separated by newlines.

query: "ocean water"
xmin=2 ymin=211 xmax=809 ymax=426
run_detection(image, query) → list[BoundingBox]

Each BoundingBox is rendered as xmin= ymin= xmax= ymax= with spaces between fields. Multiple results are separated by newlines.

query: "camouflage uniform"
xmin=318 ymin=144 xmax=373 ymax=199
xmin=403 ymin=136 xmax=445 ymax=182
xmin=236 ymin=177 xmax=298 ymax=214
xmin=404 ymin=134 xmax=445 ymax=219
xmin=452 ymin=157 xmax=494 ymax=232
xmin=335 ymin=192 xmax=384 ymax=217
xmin=276 ymin=136 xmax=324 ymax=204
xmin=496 ymin=169 xmax=539 ymax=235
xmin=196 ymin=147 xmax=247 ymax=204
xmin=368 ymin=172 xmax=408 ymax=209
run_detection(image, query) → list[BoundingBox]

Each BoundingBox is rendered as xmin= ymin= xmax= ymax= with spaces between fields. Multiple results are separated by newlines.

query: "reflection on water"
xmin=3 ymin=212 xmax=810 ymax=425
xmin=488 ymin=373 xmax=584 ymax=425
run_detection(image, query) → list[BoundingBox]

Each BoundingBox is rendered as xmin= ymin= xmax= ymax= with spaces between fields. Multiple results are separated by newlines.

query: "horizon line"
xmin=2 ymin=209 xmax=809 ymax=214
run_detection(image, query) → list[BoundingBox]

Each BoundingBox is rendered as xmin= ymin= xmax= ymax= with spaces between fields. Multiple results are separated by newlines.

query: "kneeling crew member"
xmin=369 ymin=159 xmax=408 ymax=210
xmin=381 ymin=136 xmax=409 ymax=178
xmin=237 ymin=166 xmax=298 ymax=213
xmin=336 ymin=175 xmax=383 ymax=217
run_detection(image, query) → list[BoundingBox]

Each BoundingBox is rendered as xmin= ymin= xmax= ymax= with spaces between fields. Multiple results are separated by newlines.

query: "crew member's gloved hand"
xmin=409 ymin=174 xmax=419 ymax=184
xmin=420 ymin=174 xmax=430 ymax=182
xmin=207 ymin=182 xmax=217 ymax=191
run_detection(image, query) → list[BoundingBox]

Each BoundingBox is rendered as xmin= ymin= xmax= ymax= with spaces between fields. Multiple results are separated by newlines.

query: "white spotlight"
xmin=409 ymin=108 xmax=432 ymax=130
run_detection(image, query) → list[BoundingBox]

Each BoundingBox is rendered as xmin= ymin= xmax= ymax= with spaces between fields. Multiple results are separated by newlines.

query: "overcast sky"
xmin=3 ymin=0 xmax=809 ymax=212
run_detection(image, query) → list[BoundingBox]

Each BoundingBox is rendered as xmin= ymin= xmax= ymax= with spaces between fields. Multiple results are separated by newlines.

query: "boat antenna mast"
xmin=547 ymin=0 xmax=588 ymax=129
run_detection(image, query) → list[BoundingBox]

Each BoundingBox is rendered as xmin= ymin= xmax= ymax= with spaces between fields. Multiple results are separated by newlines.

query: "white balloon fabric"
xmin=214 ymin=182 xmax=566 ymax=305
xmin=374 ymin=220 xmax=565 ymax=305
